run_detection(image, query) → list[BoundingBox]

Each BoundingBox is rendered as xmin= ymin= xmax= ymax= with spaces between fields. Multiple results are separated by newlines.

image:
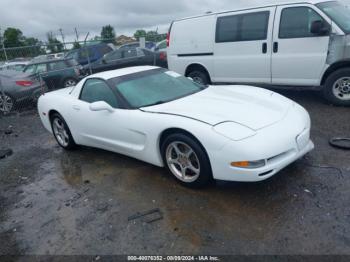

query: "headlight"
xmin=213 ymin=122 xmax=256 ymax=141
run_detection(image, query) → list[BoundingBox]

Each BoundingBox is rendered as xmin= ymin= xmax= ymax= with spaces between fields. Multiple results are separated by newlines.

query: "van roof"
xmin=174 ymin=0 xmax=335 ymax=22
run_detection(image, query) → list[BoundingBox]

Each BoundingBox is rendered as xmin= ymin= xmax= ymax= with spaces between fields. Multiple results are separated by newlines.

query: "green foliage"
xmin=47 ymin=32 xmax=64 ymax=53
xmin=3 ymin=28 xmax=24 ymax=47
xmin=72 ymin=41 xmax=81 ymax=50
xmin=134 ymin=29 xmax=166 ymax=42
xmin=134 ymin=30 xmax=147 ymax=40
xmin=101 ymin=25 xmax=116 ymax=43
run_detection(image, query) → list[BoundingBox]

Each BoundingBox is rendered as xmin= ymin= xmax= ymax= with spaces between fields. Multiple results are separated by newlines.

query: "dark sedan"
xmin=0 ymin=70 xmax=46 ymax=113
xmin=83 ymin=48 xmax=167 ymax=75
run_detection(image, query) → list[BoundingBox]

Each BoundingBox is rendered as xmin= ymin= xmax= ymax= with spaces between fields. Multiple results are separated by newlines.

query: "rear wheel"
xmin=51 ymin=113 xmax=76 ymax=150
xmin=0 ymin=93 xmax=14 ymax=114
xmin=188 ymin=70 xmax=210 ymax=86
xmin=323 ymin=68 xmax=350 ymax=106
xmin=161 ymin=133 xmax=213 ymax=188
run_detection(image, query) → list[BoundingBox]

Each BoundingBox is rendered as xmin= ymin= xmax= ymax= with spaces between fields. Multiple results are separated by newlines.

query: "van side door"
xmin=271 ymin=4 xmax=331 ymax=86
xmin=213 ymin=7 xmax=276 ymax=84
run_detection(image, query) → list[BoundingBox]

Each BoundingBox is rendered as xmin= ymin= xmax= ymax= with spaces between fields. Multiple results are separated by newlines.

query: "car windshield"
xmin=113 ymin=69 xmax=206 ymax=108
xmin=317 ymin=1 xmax=350 ymax=33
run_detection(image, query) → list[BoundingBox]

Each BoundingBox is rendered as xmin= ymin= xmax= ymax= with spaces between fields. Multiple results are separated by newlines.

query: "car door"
xmin=271 ymin=4 xmax=331 ymax=86
xmin=45 ymin=61 xmax=68 ymax=89
xmin=213 ymin=7 xmax=275 ymax=83
xmin=69 ymin=78 xmax=135 ymax=154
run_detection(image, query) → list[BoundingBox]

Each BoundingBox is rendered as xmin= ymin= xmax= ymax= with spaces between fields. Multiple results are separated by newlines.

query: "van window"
xmin=216 ymin=11 xmax=269 ymax=43
xmin=279 ymin=7 xmax=326 ymax=38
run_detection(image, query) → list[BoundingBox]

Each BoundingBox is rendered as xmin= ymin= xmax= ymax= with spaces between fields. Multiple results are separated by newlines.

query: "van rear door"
xmin=213 ymin=7 xmax=276 ymax=84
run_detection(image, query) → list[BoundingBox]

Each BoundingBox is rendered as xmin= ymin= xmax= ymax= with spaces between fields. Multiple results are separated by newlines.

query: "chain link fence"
xmin=0 ymin=38 xmax=166 ymax=116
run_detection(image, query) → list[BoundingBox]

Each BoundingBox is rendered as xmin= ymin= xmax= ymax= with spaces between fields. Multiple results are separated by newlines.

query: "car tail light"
xmin=159 ymin=52 xmax=167 ymax=61
xmin=166 ymin=23 xmax=173 ymax=47
xmin=166 ymin=33 xmax=170 ymax=47
xmin=16 ymin=80 xmax=33 ymax=87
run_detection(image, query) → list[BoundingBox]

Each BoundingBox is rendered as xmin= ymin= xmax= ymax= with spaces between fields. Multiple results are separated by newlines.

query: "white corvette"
xmin=38 ymin=66 xmax=314 ymax=187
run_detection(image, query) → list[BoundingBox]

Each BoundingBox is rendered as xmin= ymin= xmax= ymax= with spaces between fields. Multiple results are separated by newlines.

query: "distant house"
xmin=116 ymin=35 xmax=136 ymax=46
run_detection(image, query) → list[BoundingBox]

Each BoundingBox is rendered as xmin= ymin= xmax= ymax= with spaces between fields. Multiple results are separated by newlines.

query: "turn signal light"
xmin=231 ymin=160 xmax=266 ymax=169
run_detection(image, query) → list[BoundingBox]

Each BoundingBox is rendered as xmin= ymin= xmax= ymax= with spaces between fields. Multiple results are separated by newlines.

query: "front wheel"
xmin=51 ymin=113 xmax=76 ymax=150
xmin=323 ymin=68 xmax=350 ymax=106
xmin=161 ymin=133 xmax=213 ymax=188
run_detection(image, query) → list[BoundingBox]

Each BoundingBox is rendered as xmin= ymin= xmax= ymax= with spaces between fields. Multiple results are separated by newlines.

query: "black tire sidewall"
xmin=323 ymin=68 xmax=350 ymax=106
xmin=63 ymin=78 xmax=77 ymax=88
xmin=161 ymin=133 xmax=213 ymax=188
xmin=188 ymin=71 xmax=210 ymax=86
xmin=51 ymin=113 xmax=76 ymax=150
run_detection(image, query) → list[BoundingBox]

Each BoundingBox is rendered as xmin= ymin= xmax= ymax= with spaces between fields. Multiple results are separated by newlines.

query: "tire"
xmin=323 ymin=68 xmax=350 ymax=106
xmin=63 ymin=78 xmax=78 ymax=88
xmin=50 ymin=113 xmax=76 ymax=150
xmin=188 ymin=70 xmax=210 ymax=86
xmin=0 ymin=93 xmax=15 ymax=114
xmin=161 ymin=133 xmax=213 ymax=188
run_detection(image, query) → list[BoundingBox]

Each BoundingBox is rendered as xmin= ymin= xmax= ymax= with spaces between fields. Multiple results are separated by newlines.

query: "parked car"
xmin=168 ymin=0 xmax=350 ymax=106
xmin=23 ymin=58 xmax=84 ymax=90
xmin=65 ymin=43 xmax=113 ymax=65
xmin=0 ymin=61 xmax=29 ymax=72
xmin=0 ymin=70 xmax=46 ymax=113
xmin=37 ymin=66 xmax=313 ymax=188
xmin=119 ymin=41 xmax=156 ymax=51
xmin=83 ymin=48 xmax=167 ymax=74
xmin=154 ymin=40 xmax=167 ymax=52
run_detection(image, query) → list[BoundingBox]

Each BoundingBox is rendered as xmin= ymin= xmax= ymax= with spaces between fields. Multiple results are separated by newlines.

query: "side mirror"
xmin=310 ymin=20 xmax=330 ymax=36
xmin=89 ymin=101 xmax=114 ymax=113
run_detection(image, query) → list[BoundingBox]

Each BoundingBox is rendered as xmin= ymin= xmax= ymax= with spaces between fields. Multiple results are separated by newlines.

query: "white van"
xmin=167 ymin=0 xmax=350 ymax=106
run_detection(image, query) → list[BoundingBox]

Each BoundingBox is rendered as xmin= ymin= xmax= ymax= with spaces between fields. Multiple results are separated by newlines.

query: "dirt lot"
xmin=0 ymin=89 xmax=349 ymax=257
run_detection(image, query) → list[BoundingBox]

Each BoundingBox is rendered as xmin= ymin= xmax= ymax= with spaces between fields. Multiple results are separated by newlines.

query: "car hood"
xmin=141 ymin=85 xmax=294 ymax=130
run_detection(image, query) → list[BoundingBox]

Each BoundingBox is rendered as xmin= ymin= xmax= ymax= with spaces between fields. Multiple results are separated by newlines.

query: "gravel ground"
xmin=0 ymin=89 xmax=349 ymax=258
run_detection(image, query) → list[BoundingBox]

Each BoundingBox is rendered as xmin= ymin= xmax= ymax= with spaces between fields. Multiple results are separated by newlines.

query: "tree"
xmin=101 ymin=25 xmax=116 ymax=43
xmin=3 ymin=28 xmax=24 ymax=47
xmin=134 ymin=30 xmax=146 ymax=40
xmin=46 ymin=32 xmax=64 ymax=53
xmin=72 ymin=41 xmax=81 ymax=49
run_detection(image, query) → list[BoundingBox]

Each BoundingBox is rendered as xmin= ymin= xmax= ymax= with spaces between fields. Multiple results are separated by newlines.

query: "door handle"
xmin=273 ymin=42 xmax=279 ymax=53
xmin=72 ymin=105 xmax=80 ymax=111
xmin=262 ymin=43 xmax=267 ymax=54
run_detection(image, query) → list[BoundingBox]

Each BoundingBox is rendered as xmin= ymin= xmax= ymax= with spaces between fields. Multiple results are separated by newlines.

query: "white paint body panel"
xmin=38 ymin=67 xmax=314 ymax=182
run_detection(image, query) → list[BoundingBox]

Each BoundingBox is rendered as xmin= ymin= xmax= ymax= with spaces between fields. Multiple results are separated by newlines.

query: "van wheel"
xmin=323 ymin=68 xmax=350 ymax=106
xmin=188 ymin=70 xmax=210 ymax=86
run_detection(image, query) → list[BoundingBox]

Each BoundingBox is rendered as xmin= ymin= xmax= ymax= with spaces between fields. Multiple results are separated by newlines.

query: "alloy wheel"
xmin=0 ymin=94 xmax=14 ymax=113
xmin=165 ymin=141 xmax=201 ymax=183
xmin=52 ymin=118 xmax=69 ymax=147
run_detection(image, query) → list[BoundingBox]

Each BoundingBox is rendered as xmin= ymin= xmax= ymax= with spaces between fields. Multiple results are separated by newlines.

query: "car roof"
xmin=28 ymin=58 xmax=70 ymax=65
xmin=86 ymin=66 xmax=160 ymax=80
xmin=175 ymin=0 xmax=334 ymax=22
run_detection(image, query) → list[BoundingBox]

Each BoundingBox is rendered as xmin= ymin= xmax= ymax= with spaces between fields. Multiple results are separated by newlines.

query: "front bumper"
xmin=217 ymin=141 xmax=314 ymax=182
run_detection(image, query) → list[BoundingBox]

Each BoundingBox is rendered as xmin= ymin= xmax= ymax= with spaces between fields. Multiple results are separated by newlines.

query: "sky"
xmin=0 ymin=0 xmax=350 ymax=43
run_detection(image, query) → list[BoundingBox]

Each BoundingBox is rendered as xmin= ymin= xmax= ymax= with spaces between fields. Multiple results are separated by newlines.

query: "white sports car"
xmin=38 ymin=66 xmax=314 ymax=187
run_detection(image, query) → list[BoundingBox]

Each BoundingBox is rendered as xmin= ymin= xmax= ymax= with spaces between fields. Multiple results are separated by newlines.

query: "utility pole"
xmin=0 ymin=27 xmax=8 ymax=62
xmin=59 ymin=28 xmax=66 ymax=51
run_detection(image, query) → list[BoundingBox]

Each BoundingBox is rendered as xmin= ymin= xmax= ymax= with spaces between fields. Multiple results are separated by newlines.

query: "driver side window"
xmin=80 ymin=79 xmax=119 ymax=108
